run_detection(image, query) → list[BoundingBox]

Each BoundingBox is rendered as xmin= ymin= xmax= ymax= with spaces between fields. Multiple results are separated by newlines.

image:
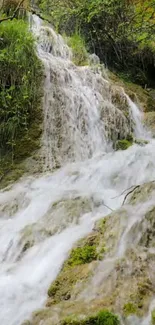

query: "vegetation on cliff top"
xmin=0 ymin=6 xmax=43 ymax=184
xmin=37 ymin=0 xmax=155 ymax=87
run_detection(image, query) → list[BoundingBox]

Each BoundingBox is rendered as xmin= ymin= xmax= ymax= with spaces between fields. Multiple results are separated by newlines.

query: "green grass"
xmin=67 ymin=33 xmax=88 ymax=66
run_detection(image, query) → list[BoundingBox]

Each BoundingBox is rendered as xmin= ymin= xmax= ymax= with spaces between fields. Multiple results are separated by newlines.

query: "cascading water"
xmin=0 ymin=14 xmax=155 ymax=325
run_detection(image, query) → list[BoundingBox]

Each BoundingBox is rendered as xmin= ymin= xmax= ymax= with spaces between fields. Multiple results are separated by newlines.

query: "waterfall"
xmin=0 ymin=14 xmax=155 ymax=325
xmin=31 ymin=15 xmax=142 ymax=170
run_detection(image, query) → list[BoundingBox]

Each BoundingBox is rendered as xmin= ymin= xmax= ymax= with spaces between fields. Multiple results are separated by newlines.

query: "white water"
xmin=0 ymin=15 xmax=155 ymax=325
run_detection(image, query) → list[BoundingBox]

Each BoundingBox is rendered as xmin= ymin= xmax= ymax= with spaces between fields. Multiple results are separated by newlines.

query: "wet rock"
xmin=26 ymin=182 xmax=155 ymax=325
xmin=144 ymin=112 xmax=155 ymax=136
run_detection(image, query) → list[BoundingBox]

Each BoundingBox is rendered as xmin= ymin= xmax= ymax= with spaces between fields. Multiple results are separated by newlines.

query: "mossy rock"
xmin=115 ymin=139 xmax=132 ymax=151
xmin=47 ymin=263 xmax=94 ymax=304
xmin=145 ymin=96 xmax=155 ymax=112
xmin=129 ymin=182 xmax=155 ymax=205
xmin=123 ymin=302 xmax=138 ymax=316
xmin=66 ymin=245 xmax=97 ymax=267
xmin=134 ymin=139 xmax=149 ymax=146
xmin=144 ymin=112 xmax=155 ymax=136
xmin=109 ymin=72 xmax=154 ymax=113
xmin=47 ymin=226 xmax=107 ymax=305
xmin=24 ymin=192 xmax=155 ymax=324
xmin=151 ymin=309 xmax=155 ymax=325
xmin=61 ymin=310 xmax=120 ymax=325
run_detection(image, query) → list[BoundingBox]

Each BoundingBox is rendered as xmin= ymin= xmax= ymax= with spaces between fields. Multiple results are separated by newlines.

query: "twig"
xmin=122 ymin=180 xmax=155 ymax=205
xmin=0 ymin=0 xmax=25 ymax=23
xmin=122 ymin=185 xmax=140 ymax=205
xmin=112 ymin=180 xmax=155 ymax=205
xmin=103 ymin=203 xmax=113 ymax=212
xmin=112 ymin=185 xmax=136 ymax=199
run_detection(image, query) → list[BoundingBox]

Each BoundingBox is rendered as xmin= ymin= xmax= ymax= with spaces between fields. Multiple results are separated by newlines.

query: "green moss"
xmin=116 ymin=139 xmax=132 ymax=151
xmin=96 ymin=218 xmax=106 ymax=234
xmin=47 ymin=263 xmax=92 ymax=303
xmin=127 ymin=278 xmax=153 ymax=316
xmin=123 ymin=303 xmax=138 ymax=316
xmin=151 ymin=309 xmax=155 ymax=324
xmin=134 ymin=139 xmax=149 ymax=146
xmin=61 ymin=310 xmax=120 ymax=325
xmin=67 ymin=245 xmax=97 ymax=267
xmin=47 ymin=224 xmax=108 ymax=305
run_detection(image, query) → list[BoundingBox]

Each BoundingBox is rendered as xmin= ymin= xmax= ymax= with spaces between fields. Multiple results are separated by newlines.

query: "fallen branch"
xmin=0 ymin=0 xmax=25 ymax=23
xmin=112 ymin=185 xmax=136 ymax=199
xmin=122 ymin=185 xmax=140 ymax=205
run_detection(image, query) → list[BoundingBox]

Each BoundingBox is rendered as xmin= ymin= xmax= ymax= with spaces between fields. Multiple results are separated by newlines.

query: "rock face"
xmin=144 ymin=112 xmax=155 ymax=137
xmin=23 ymin=181 xmax=155 ymax=325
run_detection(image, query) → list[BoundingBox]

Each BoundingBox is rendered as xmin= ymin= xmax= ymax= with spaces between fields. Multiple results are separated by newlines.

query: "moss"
xmin=115 ymin=139 xmax=132 ymax=151
xmin=47 ymin=221 xmax=108 ymax=305
xmin=67 ymin=245 xmax=97 ymax=267
xmin=134 ymin=139 xmax=149 ymax=146
xmin=123 ymin=303 xmax=138 ymax=316
xmin=47 ymin=263 xmax=92 ymax=303
xmin=96 ymin=218 xmax=106 ymax=234
xmin=109 ymin=71 xmax=154 ymax=113
xmin=151 ymin=309 xmax=155 ymax=325
xmin=61 ymin=310 xmax=120 ymax=325
xmin=128 ymin=278 xmax=153 ymax=315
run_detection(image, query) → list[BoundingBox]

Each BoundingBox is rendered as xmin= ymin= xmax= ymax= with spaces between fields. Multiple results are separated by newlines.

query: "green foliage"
xmin=37 ymin=0 xmax=155 ymax=87
xmin=0 ymin=19 xmax=43 ymax=166
xmin=61 ymin=310 xmax=120 ymax=325
xmin=67 ymin=244 xmax=97 ymax=266
xmin=123 ymin=303 xmax=137 ymax=316
xmin=116 ymin=139 xmax=132 ymax=151
xmin=67 ymin=33 xmax=88 ymax=66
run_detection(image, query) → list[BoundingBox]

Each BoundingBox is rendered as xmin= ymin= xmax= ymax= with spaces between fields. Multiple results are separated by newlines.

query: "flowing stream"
xmin=0 ymin=15 xmax=155 ymax=325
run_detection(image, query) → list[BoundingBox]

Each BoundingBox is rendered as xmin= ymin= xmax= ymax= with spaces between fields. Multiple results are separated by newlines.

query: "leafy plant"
xmin=37 ymin=0 xmax=155 ymax=86
xmin=0 ymin=19 xmax=43 ymax=157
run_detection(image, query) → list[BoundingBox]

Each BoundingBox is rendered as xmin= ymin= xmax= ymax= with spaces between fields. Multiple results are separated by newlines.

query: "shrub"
xmin=0 ymin=19 xmax=43 ymax=158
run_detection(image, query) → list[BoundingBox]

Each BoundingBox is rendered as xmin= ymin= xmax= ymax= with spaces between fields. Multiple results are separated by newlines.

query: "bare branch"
xmin=103 ymin=203 xmax=113 ymax=212
xmin=112 ymin=179 xmax=155 ymax=206
xmin=0 ymin=0 xmax=25 ymax=23
xmin=122 ymin=185 xmax=140 ymax=205
xmin=112 ymin=185 xmax=136 ymax=199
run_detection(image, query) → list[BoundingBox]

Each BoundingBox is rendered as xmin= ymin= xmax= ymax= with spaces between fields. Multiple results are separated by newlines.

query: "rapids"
xmin=0 ymin=14 xmax=155 ymax=325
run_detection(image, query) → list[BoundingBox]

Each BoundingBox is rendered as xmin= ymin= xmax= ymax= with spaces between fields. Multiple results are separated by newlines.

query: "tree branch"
xmin=0 ymin=0 xmax=25 ymax=23
xmin=122 ymin=185 xmax=140 ymax=205
xmin=112 ymin=180 xmax=155 ymax=206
